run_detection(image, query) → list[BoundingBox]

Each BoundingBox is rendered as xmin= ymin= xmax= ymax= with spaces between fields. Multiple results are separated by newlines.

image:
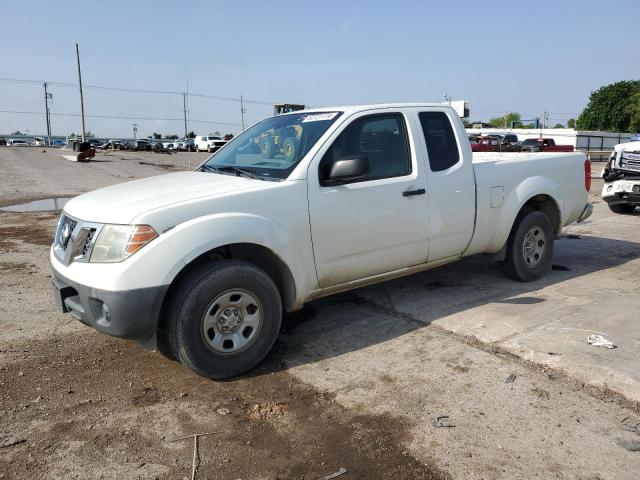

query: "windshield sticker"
xmin=302 ymin=112 xmax=339 ymax=123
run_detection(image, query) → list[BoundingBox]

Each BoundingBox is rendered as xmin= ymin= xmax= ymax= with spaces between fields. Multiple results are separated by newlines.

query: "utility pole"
xmin=75 ymin=43 xmax=87 ymax=142
xmin=43 ymin=82 xmax=52 ymax=145
xmin=182 ymin=93 xmax=188 ymax=139
xmin=131 ymin=123 xmax=138 ymax=139
xmin=240 ymin=95 xmax=246 ymax=131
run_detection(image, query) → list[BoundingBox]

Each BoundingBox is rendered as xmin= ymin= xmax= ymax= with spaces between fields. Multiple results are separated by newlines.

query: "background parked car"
xmin=87 ymin=138 xmax=104 ymax=149
xmin=133 ymin=139 xmax=152 ymax=151
xmin=162 ymin=140 xmax=177 ymax=151
xmin=195 ymin=135 xmax=228 ymax=152
xmin=490 ymin=134 xmax=521 ymax=152
xmin=32 ymin=136 xmax=45 ymax=146
xmin=520 ymin=138 xmax=574 ymax=152
xmin=176 ymin=138 xmax=196 ymax=152
xmin=118 ymin=140 xmax=135 ymax=150
xmin=7 ymin=138 xmax=28 ymax=146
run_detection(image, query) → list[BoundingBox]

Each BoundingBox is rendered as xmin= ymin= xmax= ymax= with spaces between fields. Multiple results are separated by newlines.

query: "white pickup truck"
xmin=601 ymin=140 xmax=640 ymax=213
xmin=50 ymin=103 xmax=593 ymax=379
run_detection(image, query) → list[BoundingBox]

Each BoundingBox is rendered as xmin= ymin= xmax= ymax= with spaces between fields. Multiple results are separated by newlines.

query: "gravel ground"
xmin=1 ymin=147 xmax=639 ymax=479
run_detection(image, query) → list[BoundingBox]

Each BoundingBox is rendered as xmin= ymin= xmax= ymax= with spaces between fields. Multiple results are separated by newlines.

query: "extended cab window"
xmin=418 ymin=112 xmax=460 ymax=172
xmin=320 ymin=114 xmax=410 ymax=185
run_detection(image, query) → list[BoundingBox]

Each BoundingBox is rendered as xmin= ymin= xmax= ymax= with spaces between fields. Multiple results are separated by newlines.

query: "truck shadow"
xmin=254 ymin=234 xmax=640 ymax=376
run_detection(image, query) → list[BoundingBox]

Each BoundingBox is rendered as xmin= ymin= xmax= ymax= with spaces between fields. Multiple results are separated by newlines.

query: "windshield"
xmin=201 ymin=111 xmax=343 ymax=180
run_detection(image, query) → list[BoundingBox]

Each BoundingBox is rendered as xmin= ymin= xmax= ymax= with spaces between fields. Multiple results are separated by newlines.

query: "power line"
xmin=0 ymin=109 xmax=243 ymax=126
xmin=0 ymin=77 xmax=276 ymax=105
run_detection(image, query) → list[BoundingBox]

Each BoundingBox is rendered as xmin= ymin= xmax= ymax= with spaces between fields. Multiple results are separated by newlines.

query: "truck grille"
xmin=620 ymin=151 xmax=640 ymax=173
xmin=53 ymin=214 xmax=102 ymax=265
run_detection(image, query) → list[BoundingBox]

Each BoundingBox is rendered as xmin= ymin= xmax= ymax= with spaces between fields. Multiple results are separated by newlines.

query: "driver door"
xmin=307 ymin=111 xmax=429 ymax=288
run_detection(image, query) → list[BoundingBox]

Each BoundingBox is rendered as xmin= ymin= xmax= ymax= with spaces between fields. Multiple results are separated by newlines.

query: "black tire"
xmin=164 ymin=260 xmax=282 ymax=379
xmin=260 ymin=136 xmax=276 ymax=158
xmin=609 ymin=203 xmax=636 ymax=214
xmin=500 ymin=208 xmax=554 ymax=282
xmin=282 ymin=137 xmax=299 ymax=163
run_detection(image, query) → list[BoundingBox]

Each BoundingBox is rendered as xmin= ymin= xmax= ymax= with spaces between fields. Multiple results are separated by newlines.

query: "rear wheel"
xmin=609 ymin=203 xmax=636 ymax=214
xmin=164 ymin=260 xmax=282 ymax=379
xmin=500 ymin=208 xmax=554 ymax=282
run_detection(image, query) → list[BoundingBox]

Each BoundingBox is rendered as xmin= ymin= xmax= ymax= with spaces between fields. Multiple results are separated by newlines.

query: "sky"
xmin=0 ymin=0 xmax=638 ymax=138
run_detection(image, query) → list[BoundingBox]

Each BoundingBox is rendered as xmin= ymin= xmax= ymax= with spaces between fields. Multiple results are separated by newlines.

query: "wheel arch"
xmin=490 ymin=184 xmax=563 ymax=259
xmin=160 ymin=242 xmax=297 ymax=319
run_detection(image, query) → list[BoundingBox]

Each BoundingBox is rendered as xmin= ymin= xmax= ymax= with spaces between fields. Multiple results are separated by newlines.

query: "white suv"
xmin=195 ymin=135 xmax=228 ymax=153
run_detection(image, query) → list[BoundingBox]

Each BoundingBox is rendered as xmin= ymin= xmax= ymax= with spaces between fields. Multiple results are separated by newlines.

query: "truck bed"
xmin=466 ymin=151 xmax=588 ymax=256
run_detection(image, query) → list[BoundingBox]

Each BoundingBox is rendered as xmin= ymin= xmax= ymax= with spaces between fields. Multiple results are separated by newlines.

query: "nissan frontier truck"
xmin=51 ymin=103 xmax=593 ymax=379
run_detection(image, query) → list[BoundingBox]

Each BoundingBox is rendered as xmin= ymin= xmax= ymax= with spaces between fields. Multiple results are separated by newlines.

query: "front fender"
xmin=161 ymin=212 xmax=314 ymax=304
xmin=489 ymin=176 xmax=563 ymax=252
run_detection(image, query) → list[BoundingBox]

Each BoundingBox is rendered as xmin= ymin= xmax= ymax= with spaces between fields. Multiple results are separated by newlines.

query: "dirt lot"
xmin=1 ymin=147 xmax=639 ymax=479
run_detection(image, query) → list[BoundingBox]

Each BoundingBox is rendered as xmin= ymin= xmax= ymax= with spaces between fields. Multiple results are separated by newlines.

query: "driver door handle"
xmin=402 ymin=188 xmax=426 ymax=197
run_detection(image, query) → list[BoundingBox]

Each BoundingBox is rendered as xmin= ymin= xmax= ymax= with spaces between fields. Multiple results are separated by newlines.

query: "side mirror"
xmin=326 ymin=155 xmax=369 ymax=184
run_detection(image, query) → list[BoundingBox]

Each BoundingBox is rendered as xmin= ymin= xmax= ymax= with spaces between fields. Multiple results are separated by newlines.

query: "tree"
xmin=165 ymin=134 xmax=179 ymax=140
xmin=576 ymin=80 xmax=640 ymax=132
xmin=553 ymin=123 xmax=565 ymax=129
xmin=152 ymin=132 xmax=162 ymax=139
xmin=567 ymin=118 xmax=576 ymax=129
xmin=11 ymin=130 xmax=23 ymax=135
xmin=187 ymin=131 xmax=196 ymax=139
xmin=489 ymin=112 xmax=522 ymax=128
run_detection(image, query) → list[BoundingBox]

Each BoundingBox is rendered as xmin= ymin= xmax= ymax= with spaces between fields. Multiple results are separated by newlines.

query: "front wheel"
xmin=163 ymin=260 xmax=282 ymax=379
xmin=499 ymin=208 xmax=554 ymax=282
xmin=609 ymin=203 xmax=636 ymax=214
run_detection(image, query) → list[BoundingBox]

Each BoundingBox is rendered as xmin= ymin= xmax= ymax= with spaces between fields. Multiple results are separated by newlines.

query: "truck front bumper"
xmin=52 ymin=271 xmax=168 ymax=341
xmin=602 ymin=180 xmax=640 ymax=205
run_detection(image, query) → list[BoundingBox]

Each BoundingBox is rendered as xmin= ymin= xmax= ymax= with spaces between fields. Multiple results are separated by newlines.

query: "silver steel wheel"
xmin=522 ymin=225 xmax=546 ymax=268
xmin=201 ymin=289 xmax=263 ymax=356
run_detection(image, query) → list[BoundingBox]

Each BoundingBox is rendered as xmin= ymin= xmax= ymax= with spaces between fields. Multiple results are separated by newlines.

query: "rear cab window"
xmin=418 ymin=112 xmax=460 ymax=172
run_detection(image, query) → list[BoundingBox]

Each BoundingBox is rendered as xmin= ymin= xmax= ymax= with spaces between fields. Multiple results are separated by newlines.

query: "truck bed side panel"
xmin=466 ymin=152 xmax=587 ymax=255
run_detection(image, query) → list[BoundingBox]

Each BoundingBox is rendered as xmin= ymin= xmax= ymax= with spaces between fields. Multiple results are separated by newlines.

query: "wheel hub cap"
xmin=522 ymin=225 xmax=546 ymax=268
xmin=201 ymin=290 xmax=263 ymax=355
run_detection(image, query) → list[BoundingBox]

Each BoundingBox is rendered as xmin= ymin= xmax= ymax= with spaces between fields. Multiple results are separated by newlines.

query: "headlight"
xmin=90 ymin=225 xmax=158 ymax=263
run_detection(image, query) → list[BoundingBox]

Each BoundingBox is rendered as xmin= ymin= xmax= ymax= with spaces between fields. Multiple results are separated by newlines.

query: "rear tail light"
xmin=585 ymin=158 xmax=591 ymax=192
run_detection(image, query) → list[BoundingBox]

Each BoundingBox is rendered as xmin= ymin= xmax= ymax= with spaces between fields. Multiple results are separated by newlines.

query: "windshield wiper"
xmin=198 ymin=164 xmax=263 ymax=180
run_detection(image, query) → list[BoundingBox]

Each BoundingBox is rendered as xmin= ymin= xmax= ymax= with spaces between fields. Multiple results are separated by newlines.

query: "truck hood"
xmin=64 ymin=171 xmax=270 ymax=224
xmin=615 ymin=141 xmax=640 ymax=152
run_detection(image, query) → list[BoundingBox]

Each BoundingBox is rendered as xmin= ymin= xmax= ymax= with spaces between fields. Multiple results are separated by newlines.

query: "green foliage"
xmin=165 ymin=134 xmax=179 ymax=140
xmin=567 ymin=118 xmax=576 ymax=129
xmin=576 ymin=80 xmax=640 ymax=132
xmin=11 ymin=130 xmax=23 ymax=135
xmin=629 ymin=91 xmax=640 ymax=133
xmin=187 ymin=131 xmax=196 ymax=138
xmin=489 ymin=112 xmax=522 ymax=128
xmin=152 ymin=132 xmax=162 ymax=139
xmin=553 ymin=123 xmax=565 ymax=128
